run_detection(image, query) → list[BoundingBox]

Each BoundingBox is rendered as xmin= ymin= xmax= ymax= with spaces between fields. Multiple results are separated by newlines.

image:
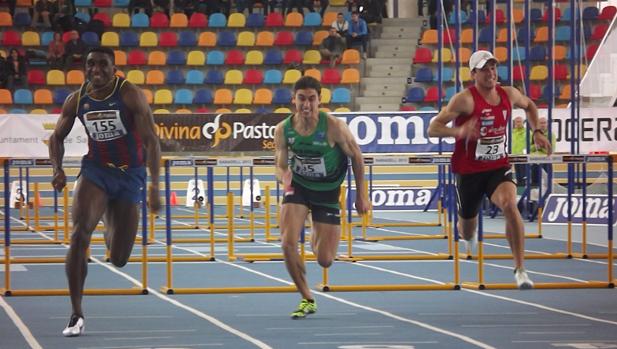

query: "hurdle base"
xmin=2 ymin=257 xmax=67 ymax=264
xmin=337 ymin=253 xmax=452 ymax=261
xmin=352 ymin=222 xmax=441 ymax=228
xmin=461 ymin=281 xmax=613 ymax=290
xmin=1 ymin=288 xmax=148 ymax=296
xmin=230 ymin=253 xmax=316 ymax=262
xmin=161 ymin=285 xmax=297 ymax=294
xmin=127 ymin=255 xmax=215 ymax=263
xmin=355 ymin=234 xmax=448 ymax=242
xmin=319 ymin=283 xmax=459 ymax=292
xmin=10 ymin=239 xmax=64 ymax=245
xmin=462 ymin=252 xmax=571 ymax=260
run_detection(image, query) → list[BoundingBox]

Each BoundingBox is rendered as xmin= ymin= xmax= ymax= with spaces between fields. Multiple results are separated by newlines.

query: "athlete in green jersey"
xmin=274 ymin=76 xmax=370 ymax=319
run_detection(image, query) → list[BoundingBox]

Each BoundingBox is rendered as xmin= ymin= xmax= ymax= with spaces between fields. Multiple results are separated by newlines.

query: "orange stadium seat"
xmin=303 ymin=68 xmax=321 ymax=81
xmin=253 ymin=88 xmax=272 ymax=105
xmin=341 ymin=49 xmax=360 ymax=65
xmin=170 ymin=13 xmax=188 ymax=27
xmin=322 ymin=12 xmax=337 ymax=26
xmin=198 ymin=31 xmax=217 ymax=47
xmin=146 ymin=70 xmax=165 ymax=85
xmin=114 ymin=50 xmax=127 ymax=65
xmin=34 ymin=89 xmax=53 ymax=104
xmin=214 ymin=89 xmax=233 ymax=105
xmin=285 ymin=12 xmax=303 ymax=27
xmin=0 ymin=89 xmax=13 ymax=104
xmin=341 ymin=68 xmax=360 ymax=84
xmin=147 ymin=51 xmax=166 ymax=65
xmin=312 ymin=30 xmax=328 ymax=45
xmin=141 ymin=88 xmax=153 ymax=104
xmin=67 ymin=70 xmax=85 ymax=85
xmin=0 ymin=12 xmax=14 ymax=26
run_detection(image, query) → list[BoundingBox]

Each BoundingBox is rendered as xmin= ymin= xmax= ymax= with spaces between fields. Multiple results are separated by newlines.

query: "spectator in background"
xmin=510 ymin=116 xmax=527 ymax=186
xmin=208 ymin=0 xmax=231 ymax=16
xmin=283 ymin=0 xmax=306 ymax=15
xmin=53 ymin=0 xmax=76 ymax=31
xmin=6 ymin=49 xmax=27 ymax=90
xmin=347 ymin=11 xmax=368 ymax=59
xmin=529 ymin=116 xmax=556 ymax=186
xmin=152 ymin=0 xmax=170 ymax=16
xmin=128 ymin=0 xmax=153 ymax=16
xmin=64 ymin=30 xmax=86 ymax=71
xmin=345 ymin=0 xmax=363 ymax=12
xmin=305 ymin=0 xmax=329 ymax=17
xmin=320 ymin=27 xmax=346 ymax=67
xmin=31 ymin=0 xmax=54 ymax=27
xmin=0 ymin=52 xmax=8 ymax=88
xmin=331 ymin=12 xmax=349 ymax=36
xmin=47 ymin=31 xmax=65 ymax=69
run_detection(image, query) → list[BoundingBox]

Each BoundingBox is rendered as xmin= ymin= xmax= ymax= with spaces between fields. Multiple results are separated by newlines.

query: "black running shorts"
xmin=282 ymin=181 xmax=341 ymax=225
xmin=455 ymin=167 xmax=515 ymax=219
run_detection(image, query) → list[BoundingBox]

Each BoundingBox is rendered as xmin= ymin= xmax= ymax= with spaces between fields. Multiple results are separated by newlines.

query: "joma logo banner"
xmin=348 ymin=187 xmax=438 ymax=211
xmin=542 ymin=194 xmax=617 ymax=225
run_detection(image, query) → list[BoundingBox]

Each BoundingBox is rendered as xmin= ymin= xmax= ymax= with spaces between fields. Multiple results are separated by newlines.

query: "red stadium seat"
xmin=586 ymin=44 xmax=599 ymax=61
xmin=322 ymin=68 xmax=341 ymax=84
xmin=598 ymin=6 xmax=616 ymax=20
xmin=1 ymin=30 xmax=21 ymax=46
xmin=189 ymin=13 xmax=207 ymax=28
xmin=27 ymin=69 xmax=46 ymax=85
xmin=159 ymin=31 xmax=178 ymax=47
xmin=423 ymin=86 xmax=443 ymax=102
xmin=243 ymin=69 xmax=264 ymax=84
xmin=413 ymin=47 xmax=432 ymax=64
xmin=283 ymin=49 xmax=302 ymax=64
xmin=225 ymin=50 xmax=245 ymax=65
xmin=93 ymin=0 xmax=112 ymax=6
xmin=513 ymin=65 xmax=527 ymax=81
xmin=127 ymin=49 xmax=147 ymax=65
xmin=150 ymin=12 xmax=169 ymax=27
xmin=591 ymin=24 xmax=609 ymax=40
xmin=265 ymin=12 xmax=284 ymax=27
xmin=93 ymin=12 xmax=111 ymax=27
xmin=274 ymin=31 xmax=294 ymax=46
xmin=554 ymin=64 xmax=568 ymax=80
xmin=529 ymin=83 xmax=542 ymax=100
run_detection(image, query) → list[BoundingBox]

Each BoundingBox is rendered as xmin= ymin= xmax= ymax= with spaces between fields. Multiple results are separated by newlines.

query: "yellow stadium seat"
xmin=126 ymin=70 xmax=145 ymax=85
xmin=215 ymin=108 xmax=232 ymax=113
xmin=34 ymin=89 xmax=53 ymax=104
xmin=66 ymin=70 xmax=85 ymax=85
xmin=114 ymin=50 xmax=127 ymax=66
xmin=187 ymin=50 xmax=206 ymax=65
xmin=154 ymin=89 xmax=173 ymax=104
xmin=214 ymin=89 xmax=233 ymax=105
xmin=235 ymin=108 xmax=252 ymax=113
xmin=432 ymin=48 xmax=452 ymax=63
xmin=101 ymin=32 xmax=119 ymax=47
xmin=341 ymin=68 xmax=360 ymax=84
xmin=530 ymin=65 xmax=548 ymax=81
xmin=274 ymin=107 xmax=292 ymax=113
xmin=459 ymin=67 xmax=471 ymax=82
xmin=170 ymin=13 xmax=188 ymax=28
xmin=237 ymin=31 xmax=256 ymax=47
xmin=312 ymin=30 xmax=328 ymax=45
xmin=139 ymin=32 xmax=158 ymax=47
xmin=330 ymin=0 xmax=345 ymax=5
xmin=147 ymin=51 xmax=166 ymax=65
xmin=0 ymin=89 xmax=12 ymax=104
xmin=153 ymin=108 xmax=170 ymax=114
xmin=112 ymin=13 xmax=131 ymax=27
xmin=285 ymin=12 xmax=303 ymax=27
xmin=22 ymin=31 xmax=40 ymax=46
xmin=198 ymin=31 xmax=217 ymax=47
xmin=255 ymin=31 xmax=274 ymax=46
xmin=228 ymin=13 xmax=246 ymax=27
xmin=175 ymin=108 xmax=192 ymax=113
xmin=283 ymin=69 xmax=302 ymax=84
xmin=341 ymin=49 xmax=360 ymax=65
xmin=253 ymin=88 xmax=272 ymax=104
xmin=30 ymin=108 xmax=48 ymax=114
xmin=224 ymin=70 xmax=244 ymax=85
xmin=141 ymin=88 xmax=153 ymax=104
xmin=304 ymin=68 xmax=321 ymax=81
xmin=47 ymin=70 xmax=65 ymax=86
xmin=146 ymin=70 xmax=165 ymax=85
xmin=302 ymin=50 xmax=322 ymax=64
xmin=334 ymin=107 xmax=351 ymax=112
xmin=233 ymin=88 xmax=253 ymax=104
xmin=320 ymin=87 xmax=331 ymax=104
xmin=322 ymin=12 xmax=337 ymax=26
xmin=245 ymin=50 xmax=264 ymax=65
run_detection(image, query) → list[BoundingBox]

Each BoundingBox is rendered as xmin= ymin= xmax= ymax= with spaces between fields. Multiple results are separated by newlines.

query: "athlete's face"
xmin=293 ymin=88 xmax=320 ymax=120
xmin=85 ymin=52 xmax=115 ymax=88
xmin=472 ymin=60 xmax=498 ymax=89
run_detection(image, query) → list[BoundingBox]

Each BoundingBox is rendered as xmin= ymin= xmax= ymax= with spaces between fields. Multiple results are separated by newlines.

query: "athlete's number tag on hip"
xmin=475 ymin=135 xmax=506 ymax=161
xmin=83 ymin=110 xmax=128 ymax=141
xmin=293 ymin=156 xmax=327 ymax=178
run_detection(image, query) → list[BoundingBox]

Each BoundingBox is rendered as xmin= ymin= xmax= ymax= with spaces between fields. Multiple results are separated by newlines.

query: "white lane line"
xmin=314 ymin=332 xmax=383 ymax=337
xmin=88 ymin=329 xmax=196 ymax=334
xmin=50 ymin=315 xmax=174 ymax=319
xmin=462 ymin=324 xmax=591 ymax=328
xmin=0 ymin=296 xmax=43 ymax=349
xmin=297 ymin=341 xmax=440 ymax=345
xmin=78 ymin=344 xmax=224 ymax=349
xmin=267 ymin=325 xmax=394 ymax=330
xmin=518 ymin=331 xmax=586 ymax=335
xmin=103 ymin=336 xmax=172 ymax=341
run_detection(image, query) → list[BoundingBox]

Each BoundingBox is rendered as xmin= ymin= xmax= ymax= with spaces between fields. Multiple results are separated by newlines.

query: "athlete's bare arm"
xmin=328 ymin=115 xmax=369 ymax=214
xmin=274 ymin=122 xmax=292 ymax=187
xmin=49 ymin=91 xmax=79 ymax=192
xmin=428 ymin=90 xmax=477 ymax=140
xmin=121 ymin=82 xmax=162 ymax=213
xmin=504 ymin=86 xmax=552 ymax=155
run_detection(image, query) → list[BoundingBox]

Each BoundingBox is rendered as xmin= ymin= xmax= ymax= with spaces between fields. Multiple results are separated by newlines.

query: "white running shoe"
xmin=462 ymin=233 xmax=477 ymax=256
xmin=62 ymin=314 xmax=85 ymax=337
xmin=514 ymin=268 xmax=534 ymax=290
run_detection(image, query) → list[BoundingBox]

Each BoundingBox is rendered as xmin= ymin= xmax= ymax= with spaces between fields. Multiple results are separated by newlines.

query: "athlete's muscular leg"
xmin=280 ymin=203 xmax=311 ymax=299
xmin=457 ymin=216 xmax=478 ymax=241
xmin=311 ymin=221 xmax=340 ymax=268
xmin=103 ymin=200 xmax=139 ymax=267
xmin=67 ymin=177 xmax=108 ymax=318
xmin=490 ymin=181 xmax=525 ymax=269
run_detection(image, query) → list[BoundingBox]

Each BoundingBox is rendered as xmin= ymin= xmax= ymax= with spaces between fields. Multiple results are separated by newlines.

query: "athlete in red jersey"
xmin=49 ymin=47 xmax=161 ymax=336
xmin=428 ymin=50 xmax=552 ymax=289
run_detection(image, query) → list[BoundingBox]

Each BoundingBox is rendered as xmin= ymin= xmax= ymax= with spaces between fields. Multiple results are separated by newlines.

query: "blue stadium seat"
xmin=75 ymin=0 xmax=92 ymax=6
xmin=194 ymin=88 xmax=214 ymax=104
xmin=113 ymin=0 xmax=129 ymax=6
xmin=186 ymin=70 xmax=205 ymax=84
xmin=438 ymin=67 xmax=454 ymax=82
xmin=208 ymin=13 xmax=227 ymax=28
xmin=14 ymin=12 xmax=31 ymax=26
xmin=414 ymin=67 xmax=433 ymax=82
xmin=165 ymin=70 xmax=185 ymax=84
xmin=403 ymin=87 xmax=424 ymax=103
xmin=517 ymin=27 xmax=533 ymax=43
xmin=530 ymin=8 xmax=542 ymax=22
xmin=561 ymin=7 xmax=573 ymax=22
xmin=75 ymin=11 xmax=91 ymax=23
xmin=264 ymin=69 xmax=282 ymax=84
xmin=582 ymin=6 xmax=599 ymax=20
xmin=465 ymin=10 xmax=485 ymax=24
xmin=53 ymin=88 xmax=71 ymax=104
xmin=331 ymin=87 xmax=351 ymax=104
xmin=448 ymin=10 xmax=467 ymax=24
xmin=166 ymin=49 xmax=187 ymax=65
xmin=217 ymin=30 xmax=236 ymax=46
xmin=14 ymin=89 xmax=33 ymax=104
xmin=497 ymin=66 xmax=509 ymax=83
xmin=81 ymin=31 xmax=100 ymax=46
xmin=41 ymin=31 xmax=54 ymax=46
xmin=131 ymin=13 xmax=149 ymax=27
xmin=206 ymin=50 xmax=225 ymax=65
xmin=264 ymin=48 xmax=283 ymax=65
xmin=445 ymin=86 xmax=457 ymax=102
xmin=556 ymin=26 xmax=570 ymax=41
xmin=204 ymin=70 xmax=224 ymax=84
xmin=178 ymin=30 xmax=197 ymax=46
xmin=303 ymin=12 xmax=321 ymax=27
xmin=478 ymin=27 xmax=494 ymax=43
xmin=9 ymin=108 xmax=28 ymax=114
xmin=513 ymin=47 xmax=526 ymax=61
xmin=529 ymin=45 xmax=546 ymax=60
xmin=272 ymin=88 xmax=292 ymax=104
xmin=120 ymin=30 xmax=139 ymax=46
xmin=174 ymin=89 xmax=193 ymax=104
xmin=543 ymin=85 xmax=557 ymax=101
xmin=295 ymin=31 xmax=313 ymax=46
xmin=254 ymin=106 xmax=271 ymax=113
xmin=247 ymin=13 xmax=264 ymax=28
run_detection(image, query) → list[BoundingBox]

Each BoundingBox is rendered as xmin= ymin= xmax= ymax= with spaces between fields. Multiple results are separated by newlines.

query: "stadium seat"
xmin=30 ymin=108 xmax=48 ymax=114
xmin=0 ymin=11 xmax=14 ymax=26
xmin=432 ymin=48 xmax=452 ymax=63
xmin=41 ymin=31 xmax=54 ymax=46
xmin=460 ymin=28 xmax=473 ymax=44
xmin=284 ymin=49 xmax=303 ymax=64
xmin=320 ymin=87 xmax=331 ymax=104
xmin=14 ymin=89 xmax=33 ymax=104
xmin=272 ymin=88 xmax=292 ymax=104
xmin=186 ymin=69 xmax=205 ymax=84
xmin=423 ymin=86 xmax=442 ymax=103
xmin=283 ymin=69 xmax=302 ymax=84
xmin=237 ymin=31 xmax=256 ymax=46
xmin=207 ymin=50 xmax=225 ymax=65
xmin=113 ymin=0 xmax=129 ymax=6
xmin=322 ymin=11 xmax=337 ymax=26
xmin=198 ymin=31 xmax=217 ymax=47
xmin=582 ymin=6 xmax=599 ymax=20
xmin=529 ymin=8 xmax=542 ymax=22
xmin=529 ymin=45 xmax=547 ymax=60
xmin=244 ymin=69 xmax=264 ymax=84
xmin=513 ymin=65 xmax=527 ymax=81
xmin=217 ymin=30 xmax=236 ymax=46
xmin=274 ymin=31 xmax=294 ymax=46
xmin=413 ymin=48 xmax=432 ymax=64
xmin=542 ymin=85 xmax=558 ymax=102
xmin=53 ymin=88 xmax=71 ymax=104
xmin=141 ymin=88 xmax=153 ymax=103
xmin=497 ymin=66 xmax=509 ymax=83
xmin=153 ymin=109 xmax=170 ymax=114
xmin=0 ymin=89 xmax=13 ymax=104
xmin=147 ymin=50 xmax=166 ymax=65
xmin=159 ymin=31 xmax=178 ymax=47
xmin=303 ymin=12 xmax=321 ymax=27
xmin=150 ymin=12 xmax=169 ymax=27
xmin=47 ymin=70 xmax=65 ymax=85
xmin=553 ymin=45 xmax=566 ymax=61
xmin=334 ymin=107 xmax=351 ymax=112
xmin=256 ymin=31 xmax=274 ymax=46
xmin=167 ymin=50 xmax=187 ymax=65
xmin=187 ymin=50 xmax=206 ymax=65
xmin=224 ymin=69 xmax=243 ymax=84
xmin=27 ymin=70 xmax=46 ymax=85
xmin=8 ymin=108 xmax=27 ymax=114
xmin=264 ymin=48 xmax=283 ymax=64
xmin=421 ymin=29 xmax=438 ymax=45
xmin=458 ymin=47 xmax=471 ymax=63
xmin=194 ymin=89 xmax=214 ymax=104
xmin=22 ymin=31 xmax=40 ymax=46
xmin=225 ymin=50 xmax=245 ymax=65
xmin=94 ymin=0 xmax=111 ymax=6
xmin=209 ymin=13 xmax=227 ymax=28
xmin=556 ymin=26 xmax=570 ymax=41
xmin=145 ymin=70 xmax=164 ymax=85
xmin=403 ymin=87 xmax=424 ymax=103
xmin=245 ymin=50 xmax=264 ymax=65
xmin=233 ymin=108 xmax=251 ymax=113
xmin=174 ymin=89 xmax=193 ymax=104
xmin=114 ymin=50 xmax=127 ymax=65
xmin=154 ymin=89 xmax=173 ymax=104
xmin=517 ymin=27 xmax=533 ymax=43
xmin=302 ymin=50 xmax=321 ymax=64
xmin=66 ymin=70 xmax=84 ymax=85
xmin=341 ymin=49 xmax=360 ymax=65
xmin=13 ymin=12 xmax=31 ymax=26
xmin=444 ymin=86 xmax=456 ymax=102
xmin=285 ymin=12 xmax=303 ymax=27
xmin=331 ymin=87 xmax=351 ymax=104
xmin=131 ymin=13 xmax=149 ymax=27
xmin=247 ymin=13 xmax=265 ymax=28
xmin=34 ymin=89 xmax=53 ymax=104
xmin=496 ymin=28 xmax=509 ymax=43
xmin=139 ymin=32 xmax=158 ymax=47
xmin=101 ymin=32 xmax=119 ymax=46
xmin=214 ymin=88 xmax=233 ymax=104
xmin=534 ymin=26 xmax=548 ymax=43
xmin=254 ymin=106 xmax=271 ymax=113
xmin=312 ymin=30 xmax=328 ymax=45
xmin=478 ymin=27 xmax=494 ymax=43
xmin=529 ymin=84 xmax=542 ymax=101
xmin=554 ymin=64 xmax=568 ymax=80
xmin=591 ymin=24 xmax=609 ymax=40
xmin=295 ymin=30 xmax=313 ymax=46
xmin=176 ymin=108 xmax=192 ymax=114
xmin=265 ymin=12 xmax=284 ymax=27
xmin=119 ymin=30 xmax=139 ymax=46
xmin=322 ymin=68 xmax=342 ymax=84
xmin=112 ymin=13 xmax=130 ymax=27
xmin=304 ymin=68 xmax=321 ymax=81
xmin=165 ymin=70 xmax=184 ymax=84
xmin=233 ymin=89 xmax=253 ymax=104
xmin=598 ymin=6 xmax=616 ymax=20
xmin=195 ymin=106 xmax=210 ymax=113
xmin=189 ymin=13 xmax=208 ymax=28
xmin=127 ymin=70 xmax=145 ymax=84
xmin=228 ymin=13 xmax=246 ymax=27
xmin=341 ymin=68 xmax=360 ymax=84
xmin=93 ymin=12 xmax=111 ymax=27
xmin=2 ymin=30 xmax=21 ymax=46
xmin=80 ymin=31 xmax=99 ymax=47
xmin=178 ymin=30 xmax=197 ymax=46
xmin=274 ymin=107 xmax=292 ymax=113
xmin=486 ymin=8 xmax=505 ymax=24
xmin=170 ymin=13 xmax=188 ymax=27
xmin=459 ymin=67 xmax=471 ymax=82
xmin=559 ymin=84 xmax=571 ymax=100
xmin=586 ymin=44 xmax=598 ymax=61
xmin=205 ymin=70 xmax=224 ymax=84
xmin=127 ymin=49 xmax=147 ymax=65
xmin=264 ymin=69 xmax=283 ymax=84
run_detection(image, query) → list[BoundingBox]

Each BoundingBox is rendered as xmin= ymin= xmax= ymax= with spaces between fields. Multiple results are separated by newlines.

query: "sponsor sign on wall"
xmin=541 ymin=194 xmax=617 ymax=225
xmin=348 ymin=187 xmax=438 ymax=211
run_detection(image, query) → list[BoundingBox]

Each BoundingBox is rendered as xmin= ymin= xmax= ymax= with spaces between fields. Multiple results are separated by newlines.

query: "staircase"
xmin=355 ymin=17 xmax=425 ymax=111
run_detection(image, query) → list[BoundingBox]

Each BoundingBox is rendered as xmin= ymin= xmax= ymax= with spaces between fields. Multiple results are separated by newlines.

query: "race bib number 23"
xmin=475 ymin=136 xmax=506 ymax=161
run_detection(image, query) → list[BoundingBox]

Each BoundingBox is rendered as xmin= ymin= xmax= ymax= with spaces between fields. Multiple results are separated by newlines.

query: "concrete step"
xmin=365 ymin=57 xmax=410 ymax=66
xmin=372 ymin=38 xmax=418 ymax=45
xmin=375 ymin=50 xmax=414 ymax=59
xmin=362 ymin=82 xmax=406 ymax=91
xmin=357 ymin=103 xmax=401 ymax=111
xmin=382 ymin=18 xmax=425 ymax=27
xmin=381 ymin=26 xmax=424 ymax=35
xmin=362 ymin=89 xmax=405 ymax=97
xmin=375 ymin=45 xmax=415 ymax=55
xmin=367 ymin=67 xmax=411 ymax=77
xmin=356 ymin=96 xmax=402 ymax=104
xmin=379 ymin=31 xmax=422 ymax=40
xmin=361 ymin=77 xmax=407 ymax=85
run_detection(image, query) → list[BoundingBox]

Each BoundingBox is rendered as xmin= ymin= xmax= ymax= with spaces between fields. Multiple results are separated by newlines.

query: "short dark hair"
xmin=293 ymin=76 xmax=321 ymax=95
xmin=337 ymin=12 xmax=344 ymax=16
xmin=352 ymin=11 xmax=360 ymax=15
xmin=86 ymin=47 xmax=115 ymax=64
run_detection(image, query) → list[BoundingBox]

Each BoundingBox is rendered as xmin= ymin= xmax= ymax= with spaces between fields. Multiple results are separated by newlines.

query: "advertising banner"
xmin=541 ymin=194 xmax=617 ymax=226
xmin=348 ymin=186 xmax=439 ymax=211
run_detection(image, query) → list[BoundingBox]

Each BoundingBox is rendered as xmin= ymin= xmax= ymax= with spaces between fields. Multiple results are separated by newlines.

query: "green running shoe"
xmin=290 ymin=299 xmax=317 ymax=319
